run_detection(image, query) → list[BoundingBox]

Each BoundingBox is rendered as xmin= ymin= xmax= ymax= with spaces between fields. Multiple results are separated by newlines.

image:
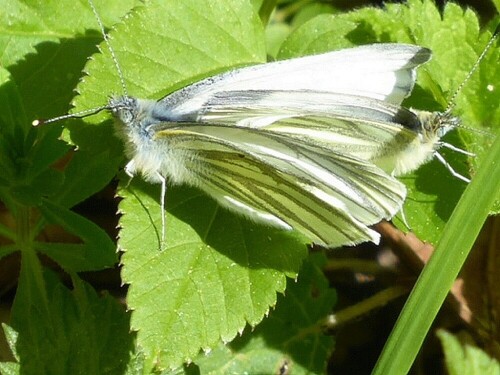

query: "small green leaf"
xmin=55 ymin=148 xmax=122 ymax=208
xmin=278 ymin=16 xmax=375 ymax=58
xmin=265 ymin=23 xmax=291 ymax=59
xmin=11 ymin=270 xmax=133 ymax=375
xmin=291 ymin=2 xmax=338 ymax=28
xmin=438 ymin=330 xmax=500 ymax=375
xmin=38 ymin=199 xmax=117 ymax=272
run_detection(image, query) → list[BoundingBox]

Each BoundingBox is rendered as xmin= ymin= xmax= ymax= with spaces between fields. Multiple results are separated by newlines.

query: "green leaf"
xmin=120 ymin=179 xmax=306 ymax=369
xmin=290 ymin=2 xmax=338 ymax=28
xmin=265 ymin=23 xmax=291 ymax=59
xmin=54 ymin=147 xmax=122 ymax=208
xmin=38 ymin=198 xmax=117 ymax=272
xmin=278 ymin=16 xmax=376 ymax=58
xmin=0 ymin=0 xmax=136 ymax=67
xmin=0 ymin=67 xmax=28 ymax=145
xmin=194 ymin=253 xmax=336 ymax=374
xmin=438 ymin=330 xmax=500 ymax=375
xmin=11 ymin=267 xmax=133 ymax=375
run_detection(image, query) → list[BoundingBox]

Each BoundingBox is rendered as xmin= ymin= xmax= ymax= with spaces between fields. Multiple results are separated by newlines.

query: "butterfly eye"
xmin=109 ymin=97 xmax=138 ymax=125
xmin=120 ymin=108 xmax=134 ymax=124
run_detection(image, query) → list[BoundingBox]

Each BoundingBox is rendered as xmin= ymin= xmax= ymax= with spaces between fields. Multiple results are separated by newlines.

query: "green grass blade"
xmin=373 ymin=133 xmax=500 ymax=374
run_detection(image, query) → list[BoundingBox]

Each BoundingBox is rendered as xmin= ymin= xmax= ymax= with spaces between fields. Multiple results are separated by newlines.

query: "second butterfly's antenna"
xmin=87 ymin=0 xmax=128 ymax=97
xmin=444 ymin=23 xmax=499 ymax=115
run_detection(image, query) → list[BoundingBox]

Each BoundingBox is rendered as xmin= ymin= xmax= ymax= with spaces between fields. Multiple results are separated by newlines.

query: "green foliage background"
xmin=0 ymin=0 xmax=498 ymax=373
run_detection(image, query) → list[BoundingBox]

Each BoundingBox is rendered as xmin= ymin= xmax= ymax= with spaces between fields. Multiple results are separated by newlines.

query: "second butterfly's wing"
xmin=197 ymin=90 xmax=419 ymax=128
xmin=194 ymin=90 xmax=424 ymax=175
xmin=152 ymin=123 xmax=406 ymax=247
xmin=160 ymin=44 xmax=432 ymax=120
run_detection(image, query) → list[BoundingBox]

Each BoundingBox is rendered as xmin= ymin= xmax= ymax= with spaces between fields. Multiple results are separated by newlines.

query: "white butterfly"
xmin=108 ymin=43 xmax=442 ymax=248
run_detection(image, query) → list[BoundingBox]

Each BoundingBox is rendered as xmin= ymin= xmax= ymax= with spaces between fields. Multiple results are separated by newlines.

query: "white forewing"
xmin=160 ymin=44 xmax=431 ymax=119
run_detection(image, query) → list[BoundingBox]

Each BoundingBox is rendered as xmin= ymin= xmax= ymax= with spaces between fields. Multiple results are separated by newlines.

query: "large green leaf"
xmin=0 ymin=0 xmax=136 ymax=121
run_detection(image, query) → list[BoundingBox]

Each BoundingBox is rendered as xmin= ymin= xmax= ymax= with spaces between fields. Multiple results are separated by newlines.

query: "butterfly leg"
xmin=124 ymin=160 xmax=136 ymax=188
xmin=440 ymin=141 xmax=475 ymax=157
xmin=434 ymin=151 xmax=471 ymax=183
xmin=156 ymin=172 xmax=167 ymax=249
xmin=398 ymin=205 xmax=411 ymax=231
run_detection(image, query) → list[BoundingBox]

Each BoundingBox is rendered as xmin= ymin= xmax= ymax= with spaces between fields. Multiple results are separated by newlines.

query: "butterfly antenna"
xmin=458 ymin=124 xmax=494 ymax=137
xmin=32 ymin=105 xmax=109 ymax=126
xmin=87 ymin=0 xmax=128 ymax=97
xmin=445 ymin=23 xmax=499 ymax=114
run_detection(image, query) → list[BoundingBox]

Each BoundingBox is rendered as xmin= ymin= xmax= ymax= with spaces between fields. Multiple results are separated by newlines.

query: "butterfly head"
xmin=416 ymin=110 xmax=460 ymax=142
xmin=108 ymin=95 xmax=161 ymax=157
xmin=109 ymin=96 xmax=139 ymax=127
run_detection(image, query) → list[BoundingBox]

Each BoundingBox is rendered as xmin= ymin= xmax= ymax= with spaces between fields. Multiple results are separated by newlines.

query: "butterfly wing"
xmin=197 ymin=90 xmax=419 ymax=127
xmin=161 ymin=44 xmax=432 ymax=120
xmin=153 ymin=123 xmax=406 ymax=247
xmin=194 ymin=90 xmax=422 ymax=174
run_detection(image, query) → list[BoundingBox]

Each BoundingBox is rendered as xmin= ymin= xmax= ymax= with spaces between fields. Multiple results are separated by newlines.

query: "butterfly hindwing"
xmin=152 ymin=123 xmax=407 ymax=247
